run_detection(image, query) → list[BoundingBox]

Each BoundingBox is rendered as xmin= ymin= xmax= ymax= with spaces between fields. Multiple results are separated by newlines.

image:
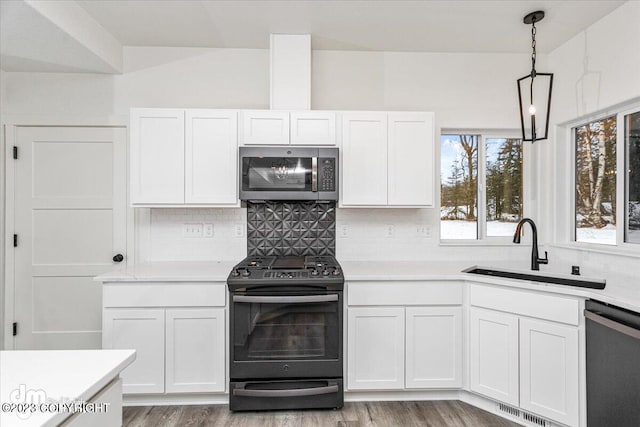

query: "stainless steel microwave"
xmin=239 ymin=146 xmax=338 ymax=201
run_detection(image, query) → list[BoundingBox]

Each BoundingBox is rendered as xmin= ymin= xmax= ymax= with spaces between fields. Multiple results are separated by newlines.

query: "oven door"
xmin=230 ymin=290 xmax=343 ymax=380
xmin=240 ymin=147 xmax=318 ymax=200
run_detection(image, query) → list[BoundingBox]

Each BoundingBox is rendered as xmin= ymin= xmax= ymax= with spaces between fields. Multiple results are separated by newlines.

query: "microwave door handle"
xmin=312 ymin=157 xmax=318 ymax=192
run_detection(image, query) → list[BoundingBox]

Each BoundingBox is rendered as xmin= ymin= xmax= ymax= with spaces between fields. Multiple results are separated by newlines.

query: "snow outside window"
xmin=441 ymin=134 xmax=523 ymax=241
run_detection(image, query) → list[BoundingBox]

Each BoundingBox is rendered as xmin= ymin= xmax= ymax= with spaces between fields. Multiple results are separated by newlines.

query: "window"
xmin=572 ymin=107 xmax=640 ymax=247
xmin=625 ymin=111 xmax=640 ymax=243
xmin=441 ymin=134 xmax=523 ymax=241
xmin=574 ymin=116 xmax=617 ymax=245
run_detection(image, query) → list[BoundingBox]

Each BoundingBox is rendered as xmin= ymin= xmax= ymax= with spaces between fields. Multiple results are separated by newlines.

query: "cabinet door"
xmin=406 ymin=307 xmax=462 ymax=389
xmin=520 ymin=318 xmax=579 ymax=426
xmin=102 ymin=309 xmax=165 ymax=394
xmin=347 ymin=307 xmax=404 ymax=390
xmin=341 ymin=113 xmax=388 ymax=206
xmin=185 ymin=110 xmax=238 ymax=204
xmin=388 ymin=112 xmax=434 ymax=206
xmin=130 ymin=108 xmax=185 ymax=204
xmin=241 ymin=110 xmax=290 ymax=145
xmin=290 ymin=111 xmax=336 ymax=145
xmin=165 ymin=308 xmax=226 ymax=393
xmin=469 ymin=307 xmax=519 ymax=406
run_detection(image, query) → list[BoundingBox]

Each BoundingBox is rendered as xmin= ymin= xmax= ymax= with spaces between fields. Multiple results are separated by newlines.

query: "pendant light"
xmin=517 ymin=11 xmax=553 ymax=142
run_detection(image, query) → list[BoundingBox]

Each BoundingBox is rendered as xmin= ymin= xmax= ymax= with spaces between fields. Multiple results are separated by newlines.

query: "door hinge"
xmin=12 ymin=322 xmax=17 ymax=336
xmin=13 ymin=146 xmax=18 ymax=159
xmin=13 ymin=234 xmax=18 ymax=247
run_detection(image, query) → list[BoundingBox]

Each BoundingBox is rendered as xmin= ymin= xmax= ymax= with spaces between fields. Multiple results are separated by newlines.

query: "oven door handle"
xmin=233 ymin=294 xmax=339 ymax=304
xmin=233 ymin=384 xmax=339 ymax=398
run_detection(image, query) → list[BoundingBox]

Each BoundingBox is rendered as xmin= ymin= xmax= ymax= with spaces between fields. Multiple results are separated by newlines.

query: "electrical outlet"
xmin=182 ymin=223 xmax=203 ymax=238
xmin=340 ymin=225 xmax=349 ymax=238
xmin=417 ymin=226 xmax=432 ymax=238
xmin=385 ymin=224 xmax=395 ymax=238
xmin=234 ymin=223 xmax=245 ymax=238
xmin=203 ymin=223 xmax=214 ymax=238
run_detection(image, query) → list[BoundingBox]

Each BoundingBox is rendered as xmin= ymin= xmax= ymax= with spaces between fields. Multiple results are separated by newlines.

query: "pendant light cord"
xmin=531 ymin=20 xmax=537 ymax=77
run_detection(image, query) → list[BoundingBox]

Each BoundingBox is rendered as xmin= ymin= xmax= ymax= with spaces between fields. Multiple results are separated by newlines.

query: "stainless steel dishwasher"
xmin=585 ymin=300 xmax=640 ymax=427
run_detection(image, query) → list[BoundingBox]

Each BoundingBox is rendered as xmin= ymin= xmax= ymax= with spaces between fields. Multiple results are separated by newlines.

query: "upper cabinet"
xmin=241 ymin=110 xmax=337 ymax=146
xmin=341 ymin=111 xmax=435 ymax=207
xmin=130 ymin=108 xmax=239 ymax=206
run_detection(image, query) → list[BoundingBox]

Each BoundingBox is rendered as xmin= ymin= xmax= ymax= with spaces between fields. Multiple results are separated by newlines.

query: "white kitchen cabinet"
xmin=405 ymin=306 xmax=462 ymax=389
xmin=469 ymin=307 xmax=520 ymax=406
xmin=341 ymin=112 xmax=388 ymax=205
xmin=347 ymin=307 xmax=405 ymax=390
xmin=130 ymin=108 xmax=239 ymax=206
xmin=102 ymin=308 xmax=165 ymax=394
xmin=519 ymin=318 xmax=579 ymax=426
xmin=290 ymin=111 xmax=336 ymax=145
xmin=388 ymin=112 xmax=435 ymax=206
xmin=130 ymin=108 xmax=185 ymax=204
xmin=166 ymin=308 xmax=226 ymax=393
xmin=341 ymin=111 xmax=435 ymax=207
xmin=241 ymin=110 xmax=290 ymax=145
xmin=185 ymin=110 xmax=238 ymax=204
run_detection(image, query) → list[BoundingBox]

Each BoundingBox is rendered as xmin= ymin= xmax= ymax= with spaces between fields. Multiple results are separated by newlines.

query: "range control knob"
xmin=322 ymin=269 xmax=331 ymax=276
xmin=310 ymin=269 xmax=319 ymax=276
xmin=241 ymin=269 xmax=251 ymax=277
xmin=332 ymin=269 xmax=341 ymax=276
xmin=231 ymin=269 xmax=240 ymax=277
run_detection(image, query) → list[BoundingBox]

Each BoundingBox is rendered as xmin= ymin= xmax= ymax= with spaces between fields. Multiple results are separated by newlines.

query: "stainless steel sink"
xmin=463 ymin=266 xmax=606 ymax=290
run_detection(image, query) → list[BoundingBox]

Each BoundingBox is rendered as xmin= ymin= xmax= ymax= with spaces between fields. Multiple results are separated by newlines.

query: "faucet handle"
xmin=539 ymin=251 xmax=549 ymax=264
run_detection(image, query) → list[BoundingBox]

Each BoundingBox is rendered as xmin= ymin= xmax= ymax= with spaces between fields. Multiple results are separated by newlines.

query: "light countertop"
xmin=95 ymin=260 xmax=640 ymax=313
xmin=0 ymin=349 xmax=135 ymax=427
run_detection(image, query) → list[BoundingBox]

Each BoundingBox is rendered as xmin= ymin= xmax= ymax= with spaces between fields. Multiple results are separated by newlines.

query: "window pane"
xmin=441 ymin=135 xmax=478 ymax=239
xmin=486 ymin=138 xmax=523 ymax=236
xmin=626 ymin=111 xmax=640 ymax=243
xmin=575 ymin=116 xmax=617 ymax=245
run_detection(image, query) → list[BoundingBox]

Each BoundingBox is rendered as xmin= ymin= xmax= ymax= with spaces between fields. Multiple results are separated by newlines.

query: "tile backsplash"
xmin=247 ymin=201 xmax=336 ymax=257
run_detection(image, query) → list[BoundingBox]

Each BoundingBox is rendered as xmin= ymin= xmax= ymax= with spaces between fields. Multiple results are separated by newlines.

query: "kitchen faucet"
xmin=513 ymin=218 xmax=548 ymax=271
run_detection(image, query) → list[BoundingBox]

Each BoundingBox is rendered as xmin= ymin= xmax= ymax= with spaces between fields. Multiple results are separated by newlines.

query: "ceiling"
xmin=75 ymin=0 xmax=625 ymax=53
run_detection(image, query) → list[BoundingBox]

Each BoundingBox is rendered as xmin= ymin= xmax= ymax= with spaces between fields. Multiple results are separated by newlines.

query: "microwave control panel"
xmin=319 ymin=158 xmax=336 ymax=192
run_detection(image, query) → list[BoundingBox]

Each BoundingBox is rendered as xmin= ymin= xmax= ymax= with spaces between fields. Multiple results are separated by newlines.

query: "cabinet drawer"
xmin=103 ymin=282 xmax=226 ymax=307
xmin=469 ymin=284 xmax=579 ymax=325
xmin=347 ymin=281 xmax=463 ymax=306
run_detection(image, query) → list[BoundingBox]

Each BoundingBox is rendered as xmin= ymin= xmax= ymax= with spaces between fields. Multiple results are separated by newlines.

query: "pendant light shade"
xmin=517 ymin=11 xmax=553 ymax=142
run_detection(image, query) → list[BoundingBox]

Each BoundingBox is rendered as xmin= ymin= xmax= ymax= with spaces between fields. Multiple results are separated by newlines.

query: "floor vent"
xmin=496 ymin=403 xmax=548 ymax=427
xmin=498 ymin=403 xmax=520 ymax=418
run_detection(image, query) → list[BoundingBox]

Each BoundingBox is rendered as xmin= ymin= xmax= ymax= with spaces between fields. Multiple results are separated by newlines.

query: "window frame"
xmin=439 ymin=130 xmax=527 ymax=244
xmin=567 ymin=103 xmax=640 ymax=250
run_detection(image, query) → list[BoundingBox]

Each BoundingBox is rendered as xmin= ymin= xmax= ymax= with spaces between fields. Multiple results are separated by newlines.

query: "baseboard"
xmin=344 ymin=389 xmax=460 ymax=402
xmin=124 ymin=393 xmax=229 ymax=406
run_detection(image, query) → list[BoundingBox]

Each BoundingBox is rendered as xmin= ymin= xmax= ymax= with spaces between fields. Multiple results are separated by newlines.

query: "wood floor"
xmin=123 ymin=401 xmax=519 ymax=427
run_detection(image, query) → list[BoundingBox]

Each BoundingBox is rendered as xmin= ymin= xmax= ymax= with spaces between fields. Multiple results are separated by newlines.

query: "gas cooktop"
xmin=227 ymin=255 xmax=343 ymax=288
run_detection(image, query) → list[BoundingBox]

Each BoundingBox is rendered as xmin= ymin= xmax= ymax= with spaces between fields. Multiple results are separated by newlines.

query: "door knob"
xmin=112 ymin=254 xmax=124 ymax=263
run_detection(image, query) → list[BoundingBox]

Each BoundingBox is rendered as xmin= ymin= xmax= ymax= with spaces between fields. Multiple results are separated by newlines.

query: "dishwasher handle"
xmin=585 ymin=309 xmax=640 ymax=340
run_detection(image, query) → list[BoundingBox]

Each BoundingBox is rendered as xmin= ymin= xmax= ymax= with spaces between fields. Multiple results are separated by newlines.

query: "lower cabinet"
xmin=468 ymin=284 xmax=581 ymax=427
xmin=103 ymin=307 xmax=225 ymax=394
xmin=347 ymin=306 xmax=462 ymax=390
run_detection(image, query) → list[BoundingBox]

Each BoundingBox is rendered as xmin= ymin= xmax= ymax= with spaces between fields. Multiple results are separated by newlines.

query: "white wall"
xmin=2 ymin=46 xmax=537 ymax=262
xmin=544 ymin=1 xmax=640 ymax=276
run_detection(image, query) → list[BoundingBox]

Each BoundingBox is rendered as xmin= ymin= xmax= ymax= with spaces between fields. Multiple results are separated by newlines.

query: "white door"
xmin=130 ymin=108 xmax=185 ymax=204
xmin=241 ymin=110 xmax=290 ymax=145
xmin=388 ymin=112 xmax=435 ymax=206
xmin=405 ymin=306 xmax=462 ymax=389
xmin=520 ymin=318 xmax=579 ymax=426
xmin=12 ymin=126 xmax=127 ymax=350
xmin=290 ymin=111 xmax=336 ymax=145
xmin=469 ymin=307 xmax=520 ymax=406
xmin=185 ymin=110 xmax=238 ymax=205
xmin=166 ymin=308 xmax=226 ymax=393
xmin=347 ymin=307 xmax=405 ymax=390
xmin=102 ymin=308 xmax=165 ymax=394
xmin=341 ymin=113 xmax=388 ymax=206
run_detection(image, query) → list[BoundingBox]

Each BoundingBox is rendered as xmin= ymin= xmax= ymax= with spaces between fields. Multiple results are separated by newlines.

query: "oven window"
xmin=233 ymin=297 xmax=339 ymax=361
xmin=242 ymin=157 xmax=312 ymax=191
